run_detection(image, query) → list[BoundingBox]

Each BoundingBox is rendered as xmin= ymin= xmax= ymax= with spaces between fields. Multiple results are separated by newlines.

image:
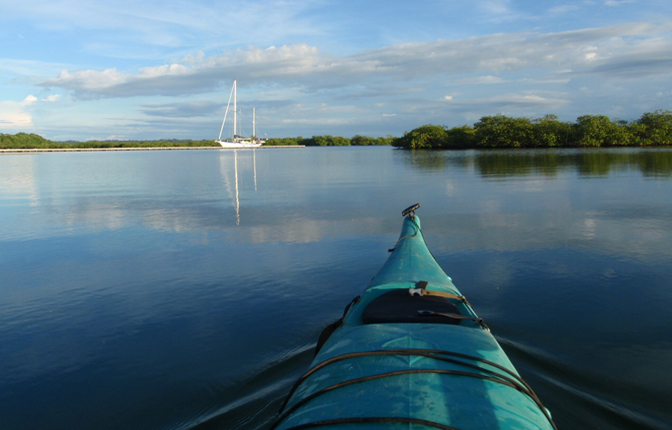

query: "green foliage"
xmin=532 ymin=114 xmax=572 ymax=147
xmin=0 ymin=133 xmax=64 ymax=149
xmin=69 ymin=140 xmax=214 ymax=148
xmin=1 ymin=133 xmax=393 ymax=149
xmin=351 ymin=135 xmax=374 ymax=146
xmin=304 ymin=135 xmax=351 ymax=146
xmin=636 ymin=110 xmax=672 ymax=145
xmin=444 ymin=125 xmax=477 ymax=148
xmin=393 ymin=110 xmax=672 ymax=149
xmin=391 ymin=125 xmax=448 ymax=149
xmin=255 ymin=134 xmax=393 ymax=147
xmin=351 ymin=135 xmax=394 ymax=145
xmin=0 ymin=134 xmax=216 ymax=149
xmin=264 ymin=137 xmax=301 ymax=146
xmin=474 ymin=115 xmax=535 ymax=148
xmin=573 ymin=115 xmax=631 ymax=147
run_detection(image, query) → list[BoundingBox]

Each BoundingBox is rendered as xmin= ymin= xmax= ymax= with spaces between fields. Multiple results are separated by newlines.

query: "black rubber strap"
xmin=417 ymin=310 xmax=489 ymax=330
xmin=414 ymin=288 xmax=471 ymax=306
xmin=277 ymin=348 xmax=557 ymax=430
xmin=271 ymin=368 xmax=523 ymax=430
xmin=280 ymin=348 xmax=532 ymax=411
xmin=280 ymin=416 xmax=461 ymax=430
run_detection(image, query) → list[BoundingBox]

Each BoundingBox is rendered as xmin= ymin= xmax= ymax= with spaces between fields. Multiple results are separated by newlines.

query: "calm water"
xmin=1 ymin=147 xmax=671 ymax=430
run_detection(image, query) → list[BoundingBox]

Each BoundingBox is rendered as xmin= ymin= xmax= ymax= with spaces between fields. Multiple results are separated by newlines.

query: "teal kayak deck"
xmin=369 ymin=214 xmax=457 ymax=290
xmin=273 ymin=210 xmax=556 ymax=430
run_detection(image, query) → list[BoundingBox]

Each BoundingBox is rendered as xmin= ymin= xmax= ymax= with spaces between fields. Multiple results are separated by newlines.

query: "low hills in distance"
xmin=2 ymin=110 xmax=670 ymax=150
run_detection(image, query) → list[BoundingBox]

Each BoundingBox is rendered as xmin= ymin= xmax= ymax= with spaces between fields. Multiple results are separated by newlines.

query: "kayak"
xmin=272 ymin=204 xmax=557 ymax=430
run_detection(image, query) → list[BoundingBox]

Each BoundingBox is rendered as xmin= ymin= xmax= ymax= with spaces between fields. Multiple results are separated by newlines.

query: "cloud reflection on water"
xmin=0 ymin=148 xmax=670 ymax=261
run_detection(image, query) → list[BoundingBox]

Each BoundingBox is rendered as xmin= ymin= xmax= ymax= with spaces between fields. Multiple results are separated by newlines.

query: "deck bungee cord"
xmin=274 ymin=204 xmax=558 ymax=430
xmin=278 ymin=417 xmax=463 ymax=430
xmin=274 ymin=348 xmax=556 ymax=430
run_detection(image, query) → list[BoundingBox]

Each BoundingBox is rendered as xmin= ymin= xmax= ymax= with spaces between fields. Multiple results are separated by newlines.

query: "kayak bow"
xmin=274 ymin=204 xmax=556 ymax=430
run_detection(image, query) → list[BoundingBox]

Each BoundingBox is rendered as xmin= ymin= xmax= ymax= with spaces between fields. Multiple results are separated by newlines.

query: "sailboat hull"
xmin=216 ymin=140 xmax=263 ymax=148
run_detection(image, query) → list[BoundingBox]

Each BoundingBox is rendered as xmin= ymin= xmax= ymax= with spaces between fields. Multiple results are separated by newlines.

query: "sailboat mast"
xmin=233 ymin=80 xmax=237 ymax=137
xmin=253 ymin=107 xmax=256 ymax=138
xmin=218 ymin=80 xmax=236 ymax=141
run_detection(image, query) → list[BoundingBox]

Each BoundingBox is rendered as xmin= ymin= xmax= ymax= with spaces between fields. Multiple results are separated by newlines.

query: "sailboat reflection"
xmin=220 ymin=149 xmax=258 ymax=225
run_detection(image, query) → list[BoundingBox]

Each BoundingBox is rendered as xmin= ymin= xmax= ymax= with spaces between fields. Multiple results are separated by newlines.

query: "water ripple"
xmin=497 ymin=336 xmax=670 ymax=430
xmin=183 ymin=343 xmax=316 ymax=430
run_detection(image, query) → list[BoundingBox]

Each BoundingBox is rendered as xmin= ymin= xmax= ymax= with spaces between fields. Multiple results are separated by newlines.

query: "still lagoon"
xmin=1 ymin=146 xmax=671 ymax=429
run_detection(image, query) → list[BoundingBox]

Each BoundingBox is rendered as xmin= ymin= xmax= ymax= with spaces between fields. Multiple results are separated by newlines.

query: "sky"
xmin=1 ymin=0 xmax=671 ymax=141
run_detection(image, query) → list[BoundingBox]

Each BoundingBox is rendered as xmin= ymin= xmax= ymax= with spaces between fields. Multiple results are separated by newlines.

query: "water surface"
xmin=1 ymin=147 xmax=671 ymax=429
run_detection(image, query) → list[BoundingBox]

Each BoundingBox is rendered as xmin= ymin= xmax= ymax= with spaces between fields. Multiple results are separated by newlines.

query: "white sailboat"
xmin=216 ymin=80 xmax=265 ymax=148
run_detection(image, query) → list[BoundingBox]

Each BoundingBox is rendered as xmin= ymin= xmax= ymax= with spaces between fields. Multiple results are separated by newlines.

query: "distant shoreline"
xmin=0 ymin=145 xmax=305 ymax=154
xmin=0 ymin=133 xmax=394 ymax=150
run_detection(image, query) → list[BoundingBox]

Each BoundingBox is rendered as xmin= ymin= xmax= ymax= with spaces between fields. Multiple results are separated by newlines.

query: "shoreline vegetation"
xmin=392 ymin=110 xmax=672 ymax=149
xmin=2 ymin=110 xmax=670 ymax=150
xmin=0 ymin=136 xmax=218 ymax=150
xmin=0 ymin=134 xmax=394 ymax=150
xmin=265 ymin=135 xmax=394 ymax=146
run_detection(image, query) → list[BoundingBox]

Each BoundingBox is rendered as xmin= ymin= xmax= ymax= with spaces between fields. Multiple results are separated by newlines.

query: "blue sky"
xmin=1 ymin=0 xmax=671 ymax=141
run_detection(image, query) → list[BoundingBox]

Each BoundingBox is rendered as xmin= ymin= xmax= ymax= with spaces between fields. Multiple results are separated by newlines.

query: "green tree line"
xmin=1 ymin=133 xmax=394 ymax=149
xmin=265 ymin=135 xmax=394 ymax=146
xmin=0 ymin=133 xmax=217 ymax=149
xmin=392 ymin=110 xmax=672 ymax=149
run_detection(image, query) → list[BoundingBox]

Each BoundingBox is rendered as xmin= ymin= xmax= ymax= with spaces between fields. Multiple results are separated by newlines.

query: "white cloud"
xmin=0 ymin=96 xmax=37 ymax=128
xmin=447 ymin=93 xmax=569 ymax=112
xmin=476 ymin=0 xmax=523 ymax=22
xmin=280 ymin=117 xmax=358 ymax=126
xmin=36 ymin=22 xmax=671 ymax=100
xmin=141 ymin=101 xmax=220 ymax=118
xmin=42 ymin=94 xmax=61 ymax=102
xmin=454 ymin=76 xmax=505 ymax=85
xmin=0 ymin=110 xmax=32 ymax=128
xmin=0 ymin=58 xmax=69 ymax=76
xmin=0 ymin=94 xmax=60 ymax=128
xmin=550 ymin=5 xmax=582 ymax=14
xmin=47 ymin=68 xmax=127 ymax=91
xmin=22 ymin=95 xmax=38 ymax=105
xmin=480 ymin=0 xmax=511 ymax=15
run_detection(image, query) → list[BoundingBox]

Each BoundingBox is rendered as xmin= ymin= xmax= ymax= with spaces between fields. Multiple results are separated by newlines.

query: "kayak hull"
xmin=274 ymin=213 xmax=555 ymax=430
